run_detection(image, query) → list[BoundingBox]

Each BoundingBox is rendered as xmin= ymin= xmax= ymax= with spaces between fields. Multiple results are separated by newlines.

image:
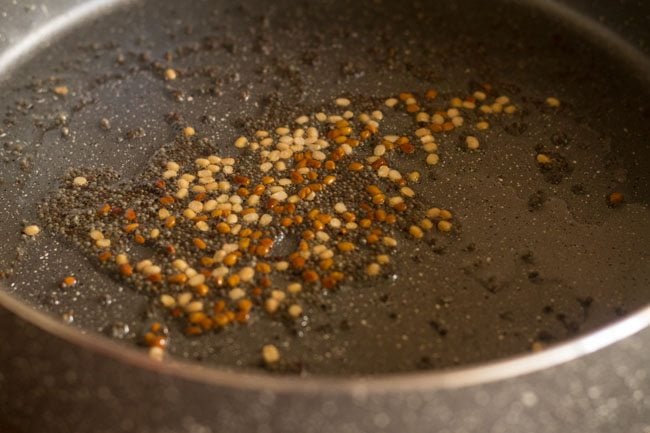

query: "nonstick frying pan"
xmin=0 ymin=0 xmax=649 ymax=432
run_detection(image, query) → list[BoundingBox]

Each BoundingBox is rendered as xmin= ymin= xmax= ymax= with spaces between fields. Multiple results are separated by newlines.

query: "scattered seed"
xmin=60 ymin=276 xmax=77 ymax=288
xmin=160 ymin=294 xmax=176 ymax=308
xmin=426 ymin=153 xmax=440 ymax=165
xmin=183 ymin=126 xmax=196 ymax=137
xmin=73 ymin=176 xmax=88 ymax=187
xmin=287 ymin=282 xmax=302 ymax=294
xmin=288 ymin=304 xmax=303 ymax=318
xmin=466 ymin=136 xmax=480 ymax=150
xmin=546 ymin=97 xmax=561 ymax=107
xmin=164 ymin=68 xmax=177 ymax=80
xmin=262 ymin=344 xmax=280 ymax=364
xmin=96 ymin=238 xmax=111 ymax=248
xmin=385 ymin=98 xmax=398 ymax=107
xmin=366 ymin=262 xmax=381 ymax=276
xmin=265 ymin=298 xmax=279 ymax=314
xmin=536 ymin=153 xmax=552 ymax=165
xmin=149 ymin=346 xmax=165 ymax=361
xmin=607 ymin=191 xmax=624 ymax=207
xmin=23 ymin=225 xmax=41 ymax=237
xmin=409 ymin=225 xmax=424 ymax=239
xmin=53 ymin=85 xmax=69 ymax=96
xmin=335 ymin=97 xmax=351 ymax=107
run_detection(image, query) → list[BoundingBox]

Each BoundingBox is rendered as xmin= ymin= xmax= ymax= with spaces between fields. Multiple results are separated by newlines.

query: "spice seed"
xmin=335 ymin=97 xmax=351 ymax=107
xmin=164 ymin=68 xmax=177 ymax=80
xmin=426 ymin=153 xmax=440 ymax=166
xmin=73 ymin=176 xmax=88 ymax=187
xmin=53 ymin=85 xmax=69 ymax=96
xmin=23 ymin=225 xmax=41 ymax=237
xmin=409 ymin=225 xmax=424 ymax=239
xmin=466 ymin=136 xmax=480 ymax=150
xmin=366 ymin=262 xmax=381 ymax=276
xmin=262 ymin=344 xmax=280 ymax=364
xmin=183 ymin=126 xmax=196 ymax=137
xmin=288 ymin=304 xmax=303 ymax=318
xmin=607 ymin=192 xmax=624 ymax=207
xmin=536 ymin=154 xmax=552 ymax=165
xmin=438 ymin=220 xmax=453 ymax=232
xmin=546 ymin=97 xmax=561 ymax=107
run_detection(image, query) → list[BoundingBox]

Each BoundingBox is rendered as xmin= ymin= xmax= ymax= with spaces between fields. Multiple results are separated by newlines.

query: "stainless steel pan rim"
xmin=2 ymin=288 xmax=649 ymax=394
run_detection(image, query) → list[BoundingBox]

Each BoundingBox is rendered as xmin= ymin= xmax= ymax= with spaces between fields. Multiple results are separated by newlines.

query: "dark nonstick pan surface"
xmin=0 ymin=0 xmax=649 ymax=376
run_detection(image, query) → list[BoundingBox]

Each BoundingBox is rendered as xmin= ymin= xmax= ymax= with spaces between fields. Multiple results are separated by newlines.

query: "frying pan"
xmin=1 ymin=0 xmax=649 ymax=431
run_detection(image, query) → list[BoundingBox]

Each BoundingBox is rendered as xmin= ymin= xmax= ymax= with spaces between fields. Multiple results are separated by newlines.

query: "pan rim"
xmin=1 ymin=0 xmax=650 ymax=395
xmin=2 ymin=288 xmax=650 ymax=393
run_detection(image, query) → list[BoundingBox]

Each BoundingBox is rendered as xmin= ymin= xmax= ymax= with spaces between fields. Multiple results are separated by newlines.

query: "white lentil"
xmin=335 ymin=97 xmax=351 ymax=107
xmin=400 ymin=186 xmax=415 ymax=198
xmin=377 ymin=254 xmax=390 ymax=265
xmin=287 ymin=282 xmax=302 ymax=294
xmin=262 ymin=344 xmax=280 ymax=364
xmin=385 ymin=98 xmax=398 ymax=108
xmin=177 ymin=292 xmax=193 ymax=306
xmin=149 ymin=347 xmax=164 ymax=361
xmin=73 ymin=176 xmax=88 ymax=187
xmin=288 ymin=304 xmax=303 ymax=318
xmin=96 ymin=238 xmax=111 ymax=248
xmin=466 ymin=136 xmax=480 ymax=150
xmin=366 ymin=262 xmax=381 ymax=276
xmin=229 ymin=288 xmax=245 ymax=301
xmin=188 ymin=201 xmax=203 ymax=213
xmin=160 ymin=294 xmax=176 ymax=308
xmin=23 ymin=225 xmax=41 ymax=237
xmin=546 ymin=97 xmax=561 ymax=107
xmin=373 ymin=144 xmax=386 ymax=156
xmin=188 ymin=274 xmax=205 ymax=287
xmin=185 ymin=301 xmax=204 ymax=313
xmin=423 ymin=142 xmax=438 ymax=153
xmin=234 ymin=136 xmax=248 ymax=148
xmin=426 ymin=153 xmax=440 ymax=165
xmin=264 ymin=298 xmax=279 ymax=314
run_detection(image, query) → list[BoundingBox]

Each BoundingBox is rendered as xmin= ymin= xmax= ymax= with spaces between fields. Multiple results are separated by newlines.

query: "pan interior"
xmin=0 ymin=0 xmax=649 ymax=375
